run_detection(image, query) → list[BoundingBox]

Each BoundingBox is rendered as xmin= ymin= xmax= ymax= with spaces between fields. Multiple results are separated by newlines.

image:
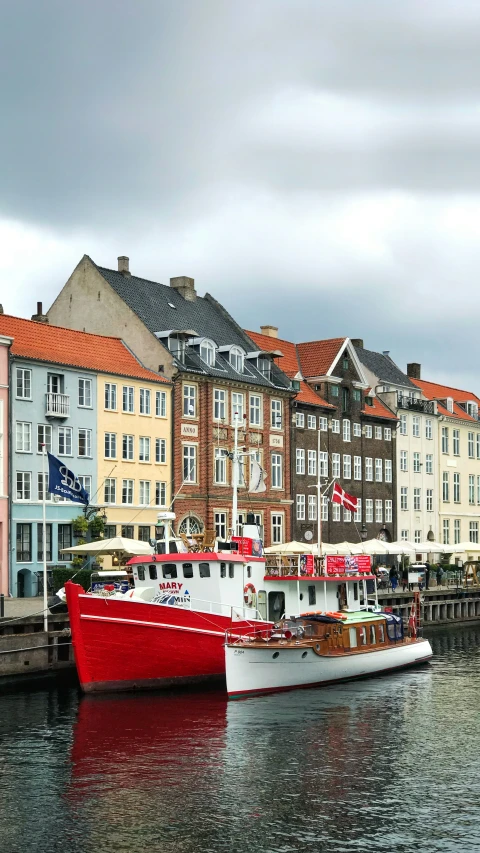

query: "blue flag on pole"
xmin=47 ymin=452 xmax=89 ymax=505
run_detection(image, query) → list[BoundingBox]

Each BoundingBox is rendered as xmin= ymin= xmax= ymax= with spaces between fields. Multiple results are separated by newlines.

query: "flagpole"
xmin=317 ymin=428 xmax=323 ymax=564
xmin=42 ymin=445 xmax=48 ymax=633
xmin=232 ymin=413 xmax=239 ymax=538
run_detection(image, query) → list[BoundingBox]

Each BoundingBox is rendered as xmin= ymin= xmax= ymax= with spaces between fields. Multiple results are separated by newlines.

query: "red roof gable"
xmin=0 ymin=314 xmax=169 ymax=384
xmin=246 ymin=329 xmax=332 ymax=408
xmin=362 ymin=395 xmax=397 ymax=421
xmin=296 ymin=337 xmax=346 ymax=378
xmin=411 ymin=378 xmax=479 ymax=422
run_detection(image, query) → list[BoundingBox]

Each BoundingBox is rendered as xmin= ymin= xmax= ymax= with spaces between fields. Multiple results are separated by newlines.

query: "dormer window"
xmin=446 ymin=397 xmax=454 ymax=413
xmin=467 ymin=401 xmax=479 ymax=419
xmin=200 ymin=339 xmax=216 ymax=366
xmin=229 ymin=346 xmax=244 ymax=373
xmin=170 ymin=337 xmax=185 ymax=364
xmin=258 ymin=355 xmax=271 ymax=380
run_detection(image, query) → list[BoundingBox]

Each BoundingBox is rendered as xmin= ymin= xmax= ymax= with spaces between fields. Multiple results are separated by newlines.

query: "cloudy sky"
xmin=1 ymin=0 xmax=480 ymax=390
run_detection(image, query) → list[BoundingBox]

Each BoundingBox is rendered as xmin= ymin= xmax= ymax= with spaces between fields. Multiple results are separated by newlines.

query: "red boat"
xmin=65 ymin=549 xmax=268 ymax=693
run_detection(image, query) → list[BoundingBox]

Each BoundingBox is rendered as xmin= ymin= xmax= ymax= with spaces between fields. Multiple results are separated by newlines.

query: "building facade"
xmin=409 ymin=373 xmax=480 ymax=554
xmin=0 ymin=334 xmax=12 ymax=595
xmin=48 ymin=256 xmax=295 ymax=546
xmin=98 ymin=371 xmax=171 ymax=544
xmin=0 ymin=313 xmax=171 ymax=596
xmin=355 ymin=347 xmax=441 ymax=546
xmin=248 ymin=329 xmax=398 ymax=545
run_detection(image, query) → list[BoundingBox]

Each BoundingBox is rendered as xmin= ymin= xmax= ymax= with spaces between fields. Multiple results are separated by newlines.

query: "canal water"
xmin=1 ymin=625 xmax=480 ymax=853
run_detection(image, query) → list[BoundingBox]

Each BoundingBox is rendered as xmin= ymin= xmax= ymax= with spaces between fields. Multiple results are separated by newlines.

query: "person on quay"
xmin=424 ymin=561 xmax=431 ymax=591
xmin=389 ymin=565 xmax=399 ymax=592
xmin=436 ymin=564 xmax=443 ymax=587
xmin=402 ymin=565 xmax=409 ymax=592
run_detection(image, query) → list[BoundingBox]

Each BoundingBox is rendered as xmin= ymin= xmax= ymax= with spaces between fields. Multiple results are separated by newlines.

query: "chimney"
xmin=0 ymin=305 xmax=4 ymax=315
xmin=117 ymin=256 xmax=131 ymax=276
xmin=31 ymin=301 xmax=49 ymax=324
xmin=170 ymin=276 xmax=196 ymax=302
xmin=383 ymin=350 xmax=390 ymax=357
xmin=407 ymin=362 xmax=421 ymax=380
xmin=351 ymin=338 xmax=364 ymax=349
xmin=260 ymin=325 xmax=278 ymax=338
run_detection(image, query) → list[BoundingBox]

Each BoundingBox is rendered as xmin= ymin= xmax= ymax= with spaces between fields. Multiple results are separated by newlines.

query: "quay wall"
xmin=0 ymin=613 xmax=75 ymax=686
xmin=379 ymin=586 xmax=480 ymax=628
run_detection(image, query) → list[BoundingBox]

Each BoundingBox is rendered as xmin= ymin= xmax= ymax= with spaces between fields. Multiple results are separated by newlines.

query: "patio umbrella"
xmin=60 ymin=536 xmax=154 ymax=556
xmin=265 ymin=541 xmax=311 ymax=554
xmin=451 ymin=542 xmax=480 ymax=553
xmin=409 ymin=541 xmax=448 ymax=554
xmin=386 ymin=541 xmax=417 ymax=555
xmin=355 ymin=538 xmax=391 ymax=556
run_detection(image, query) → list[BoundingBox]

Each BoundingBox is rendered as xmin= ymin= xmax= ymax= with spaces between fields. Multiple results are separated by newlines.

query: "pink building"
xmin=0 ymin=334 xmax=12 ymax=595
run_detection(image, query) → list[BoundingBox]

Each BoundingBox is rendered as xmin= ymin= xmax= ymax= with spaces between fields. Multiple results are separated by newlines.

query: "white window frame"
xmin=139 ymin=436 xmax=151 ymax=463
xmin=16 ymin=422 xmax=32 ymax=453
xmin=156 ymin=390 xmax=167 ymax=418
xmin=183 ymin=384 xmax=196 ymax=419
xmin=58 ymin=426 xmax=73 ymax=457
xmin=375 ymin=458 xmax=382 ymax=482
xmin=271 ymin=399 xmax=283 ymax=430
xmin=343 ymin=454 xmax=351 ymax=479
xmin=78 ymin=428 xmax=92 ymax=458
xmin=249 ymin=394 xmax=261 ymax=427
xmin=183 ymin=444 xmax=197 ymax=483
xmin=104 ymin=432 xmax=117 ymax=459
xmin=231 ymin=392 xmax=245 ymax=424
xmin=104 ymin=478 xmax=117 ymax=504
xmin=385 ymin=459 xmax=392 ymax=483
xmin=214 ymin=448 xmax=228 ymax=485
xmin=296 ymin=448 xmax=305 ymax=475
xmin=271 ymin=513 xmax=284 ymax=545
xmin=78 ymin=377 xmax=92 ymax=408
xmin=214 ymin=388 xmax=227 ymax=421
xmin=343 ymin=419 xmax=351 ymax=442
xmin=307 ymin=414 xmax=316 ymax=430
xmin=122 ymin=479 xmax=134 ymax=505
xmin=332 ymin=453 xmax=340 ymax=478
xmin=123 ymin=385 xmax=134 ymax=413
xmin=295 ymin=412 xmax=305 ymax=428
xmin=296 ymin=494 xmax=305 ymax=521
xmin=37 ymin=424 xmax=52 ymax=454
xmin=308 ymin=450 xmax=317 ymax=477
xmin=365 ymin=457 xmax=373 ymax=481
xmin=271 ymin=453 xmax=283 ymax=489
xmin=16 ymin=368 xmax=32 ymax=400
xmin=139 ymin=480 xmax=151 ymax=506
xmin=155 ymin=438 xmax=166 ymax=464
xmin=122 ymin=434 xmax=134 ymax=461
xmin=104 ymin=382 xmax=117 ymax=411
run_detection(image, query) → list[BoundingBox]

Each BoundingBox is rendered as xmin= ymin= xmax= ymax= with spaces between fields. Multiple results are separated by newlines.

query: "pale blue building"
xmin=11 ymin=356 xmax=97 ymax=597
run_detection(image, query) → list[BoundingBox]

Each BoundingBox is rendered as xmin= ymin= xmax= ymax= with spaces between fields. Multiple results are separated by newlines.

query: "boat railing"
xmin=154 ymin=592 xmax=262 ymax=621
xmin=265 ymin=555 xmax=325 ymax=577
xmin=226 ymin=619 xmax=314 ymax=645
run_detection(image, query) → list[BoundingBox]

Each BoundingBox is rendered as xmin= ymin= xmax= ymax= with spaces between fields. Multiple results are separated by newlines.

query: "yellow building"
xmin=97 ymin=369 xmax=172 ymax=546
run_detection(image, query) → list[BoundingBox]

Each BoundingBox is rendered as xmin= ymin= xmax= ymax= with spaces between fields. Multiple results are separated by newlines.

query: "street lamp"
xmin=361 ymin=523 xmax=368 ymax=541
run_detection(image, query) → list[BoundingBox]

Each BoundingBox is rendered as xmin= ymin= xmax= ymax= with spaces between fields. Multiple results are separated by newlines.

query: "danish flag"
xmin=331 ymin=482 xmax=358 ymax=512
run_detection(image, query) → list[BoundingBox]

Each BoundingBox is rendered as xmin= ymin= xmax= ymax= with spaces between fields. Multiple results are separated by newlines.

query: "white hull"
xmin=225 ymin=638 xmax=433 ymax=699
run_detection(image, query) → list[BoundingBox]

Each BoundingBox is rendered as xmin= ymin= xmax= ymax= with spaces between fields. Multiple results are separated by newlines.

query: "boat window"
xmin=308 ymin=585 xmax=316 ymax=606
xmin=359 ymin=626 xmax=367 ymax=646
xmin=387 ymin=621 xmax=396 ymax=641
xmin=199 ymin=562 xmax=210 ymax=578
xmin=148 ymin=564 xmax=157 ymax=580
xmin=378 ymin=624 xmax=385 ymax=643
xmin=246 ymin=565 xmax=251 ymax=578
xmin=369 ymin=625 xmax=376 ymax=644
xmin=349 ymin=627 xmax=358 ymax=648
xmin=137 ymin=566 xmax=145 ymax=581
xmin=183 ymin=563 xmax=194 ymax=578
xmin=353 ymin=582 xmax=358 ymax=601
xmin=162 ymin=564 xmax=178 ymax=579
xmin=229 ymin=563 xmax=234 ymax=578
xmin=220 ymin=562 xmax=226 ymax=578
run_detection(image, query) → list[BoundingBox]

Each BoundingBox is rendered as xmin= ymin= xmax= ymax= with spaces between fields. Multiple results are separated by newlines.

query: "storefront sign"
xmin=325 ymin=555 xmax=371 ymax=575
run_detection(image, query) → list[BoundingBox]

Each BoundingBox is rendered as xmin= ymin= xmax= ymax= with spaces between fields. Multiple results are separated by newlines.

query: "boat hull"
xmin=65 ymin=582 xmax=260 ymax=693
xmin=225 ymin=638 xmax=433 ymax=699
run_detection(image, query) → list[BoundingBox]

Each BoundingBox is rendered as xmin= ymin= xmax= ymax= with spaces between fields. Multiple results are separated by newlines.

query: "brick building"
xmin=49 ymin=257 xmax=295 ymax=546
xmin=247 ymin=328 xmax=398 ymax=545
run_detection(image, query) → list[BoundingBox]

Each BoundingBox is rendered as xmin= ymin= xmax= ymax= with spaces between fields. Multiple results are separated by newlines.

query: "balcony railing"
xmin=397 ymin=394 xmax=435 ymax=415
xmin=45 ymin=392 xmax=70 ymax=418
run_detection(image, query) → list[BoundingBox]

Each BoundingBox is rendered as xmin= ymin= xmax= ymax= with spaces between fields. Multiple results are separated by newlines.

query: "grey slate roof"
xmin=94 ymin=260 xmax=291 ymax=391
xmin=355 ymin=345 xmax=416 ymax=389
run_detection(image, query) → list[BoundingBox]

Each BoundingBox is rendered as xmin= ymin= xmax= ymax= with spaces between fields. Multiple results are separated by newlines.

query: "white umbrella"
xmin=60 ymin=536 xmax=154 ymax=556
xmin=409 ymin=541 xmax=447 ymax=554
xmin=355 ymin=538 xmax=391 ymax=556
xmin=451 ymin=542 xmax=480 ymax=553
xmin=265 ymin=541 xmax=309 ymax=554
xmin=386 ymin=541 xmax=417 ymax=555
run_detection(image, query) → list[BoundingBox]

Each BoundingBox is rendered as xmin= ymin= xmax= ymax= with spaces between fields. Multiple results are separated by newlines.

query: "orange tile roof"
xmin=296 ymin=337 xmax=346 ymax=378
xmin=0 ymin=314 xmax=169 ymax=384
xmin=246 ymin=329 xmax=302 ymax=377
xmin=246 ymin=329 xmax=332 ymax=408
xmin=411 ymin=378 xmax=479 ymax=422
xmin=362 ymin=395 xmax=397 ymax=421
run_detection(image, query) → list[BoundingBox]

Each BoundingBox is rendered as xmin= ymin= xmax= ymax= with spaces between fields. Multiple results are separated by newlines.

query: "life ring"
xmin=244 ymin=582 xmax=256 ymax=605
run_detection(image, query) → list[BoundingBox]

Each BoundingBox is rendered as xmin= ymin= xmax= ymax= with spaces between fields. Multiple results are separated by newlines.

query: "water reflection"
xmin=1 ymin=625 xmax=480 ymax=853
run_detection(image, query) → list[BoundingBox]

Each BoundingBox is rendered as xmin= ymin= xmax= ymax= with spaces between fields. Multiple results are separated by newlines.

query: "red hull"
xmin=65 ymin=581 xmax=259 ymax=693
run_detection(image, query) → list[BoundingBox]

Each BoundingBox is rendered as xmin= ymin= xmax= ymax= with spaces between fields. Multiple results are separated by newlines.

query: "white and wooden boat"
xmin=225 ymin=604 xmax=433 ymax=700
